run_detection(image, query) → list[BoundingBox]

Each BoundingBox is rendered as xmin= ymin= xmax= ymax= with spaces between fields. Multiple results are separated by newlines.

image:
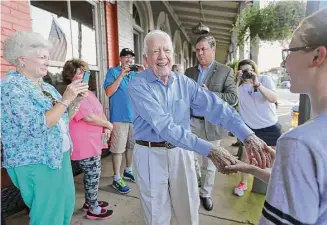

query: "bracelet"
xmin=57 ymin=101 xmax=69 ymax=108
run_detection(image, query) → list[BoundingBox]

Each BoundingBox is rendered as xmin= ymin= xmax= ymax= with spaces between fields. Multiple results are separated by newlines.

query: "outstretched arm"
xmin=225 ymin=160 xmax=271 ymax=183
xmin=225 ymin=146 xmax=276 ymax=182
xmin=188 ymin=77 xmax=273 ymax=169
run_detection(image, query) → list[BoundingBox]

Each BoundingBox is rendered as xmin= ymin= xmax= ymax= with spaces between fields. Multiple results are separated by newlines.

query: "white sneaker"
xmin=234 ymin=182 xmax=248 ymax=197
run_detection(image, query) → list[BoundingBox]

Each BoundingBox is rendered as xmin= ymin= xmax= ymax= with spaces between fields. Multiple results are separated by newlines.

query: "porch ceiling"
xmin=169 ymin=1 xmax=240 ymax=62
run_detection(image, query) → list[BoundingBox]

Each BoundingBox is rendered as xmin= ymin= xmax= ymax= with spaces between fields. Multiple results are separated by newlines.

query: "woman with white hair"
xmin=1 ymin=31 xmax=89 ymax=225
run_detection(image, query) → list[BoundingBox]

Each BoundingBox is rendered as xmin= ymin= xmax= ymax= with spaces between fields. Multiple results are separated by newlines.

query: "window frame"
xmin=30 ymin=0 xmax=108 ymax=115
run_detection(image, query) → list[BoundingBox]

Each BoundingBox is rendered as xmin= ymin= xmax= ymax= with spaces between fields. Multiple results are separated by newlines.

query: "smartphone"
xmin=82 ymin=71 xmax=90 ymax=83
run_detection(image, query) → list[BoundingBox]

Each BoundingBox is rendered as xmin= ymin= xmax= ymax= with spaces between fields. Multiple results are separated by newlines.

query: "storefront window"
xmin=133 ymin=4 xmax=141 ymax=26
xmin=30 ymin=1 xmax=101 ymax=98
xmin=133 ymin=3 xmax=143 ymax=64
xmin=70 ymin=1 xmax=97 ymax=65
xmin=31 ymin=3 xmax=72 ymax=62
xmin=31 ymin=1 xmax=97 ymax=65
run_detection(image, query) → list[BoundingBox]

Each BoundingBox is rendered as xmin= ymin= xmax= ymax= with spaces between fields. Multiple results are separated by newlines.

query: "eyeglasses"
xmin=282 ymin=46 xmax=314 ymax=61
xmin=42 ymin=90 xmax=57 ymax=106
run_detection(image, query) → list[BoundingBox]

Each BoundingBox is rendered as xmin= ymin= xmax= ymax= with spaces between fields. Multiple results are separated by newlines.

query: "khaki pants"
xmin=194 ymin=140 xmax=220 ymax=197
xmin=133 ymin=144 xmax=199 ymax=225
xmin=191 ymin=117 xmax=220 ymax=197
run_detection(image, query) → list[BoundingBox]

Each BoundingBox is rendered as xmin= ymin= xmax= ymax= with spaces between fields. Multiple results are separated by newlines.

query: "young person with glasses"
xmin=226 ymin=8 xmax=327 ymax=225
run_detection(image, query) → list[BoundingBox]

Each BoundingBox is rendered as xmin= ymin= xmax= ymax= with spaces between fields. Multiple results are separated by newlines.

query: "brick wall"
xmin=117 ymin=1 xmax=133 ymax=53
xmin=1 ymin=1 xmax=32 ymax=77
xmin=105 ymin=2 xmax=119 ymax=68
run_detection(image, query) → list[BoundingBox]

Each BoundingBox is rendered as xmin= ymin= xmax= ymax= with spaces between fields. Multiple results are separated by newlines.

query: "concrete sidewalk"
xmin=6 ymin=137 xmax=265 ymax=225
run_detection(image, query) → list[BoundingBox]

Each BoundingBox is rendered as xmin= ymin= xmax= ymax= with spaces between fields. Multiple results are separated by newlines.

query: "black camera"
xmin=242 ymin=70 xmax=253 ymax=80
xmin=129 ymin=65 xmax=139 ymax=72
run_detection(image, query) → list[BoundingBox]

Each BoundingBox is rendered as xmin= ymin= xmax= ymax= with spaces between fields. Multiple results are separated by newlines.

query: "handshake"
xmin=207 ymin=135 xmax=276 ymax=174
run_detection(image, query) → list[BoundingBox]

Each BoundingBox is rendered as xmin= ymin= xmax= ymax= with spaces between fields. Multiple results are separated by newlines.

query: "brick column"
xmin=104 ymin=2 xmax=119 ymax=68
xmin=1 ymin=1 xmax=32 ymax=77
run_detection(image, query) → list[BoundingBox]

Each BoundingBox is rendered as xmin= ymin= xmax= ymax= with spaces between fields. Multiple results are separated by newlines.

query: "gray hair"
xmin=3 ymin=31 xmax=52 ymax=66
xmin=143 ymin=30 xmax=173 ymax=56
xmin=196 ymin=35 xmax=216 ymax=48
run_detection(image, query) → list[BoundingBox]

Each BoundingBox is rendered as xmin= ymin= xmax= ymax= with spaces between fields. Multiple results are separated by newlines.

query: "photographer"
xmin=103 ymin=48 xmax=145 ymax=194
xmin=233 ymin=59 xmax=282 ymax=197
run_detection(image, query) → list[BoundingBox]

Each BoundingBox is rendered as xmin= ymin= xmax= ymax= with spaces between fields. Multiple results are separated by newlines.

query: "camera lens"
xmin=242 ymin=70 xmax=252 ymax=79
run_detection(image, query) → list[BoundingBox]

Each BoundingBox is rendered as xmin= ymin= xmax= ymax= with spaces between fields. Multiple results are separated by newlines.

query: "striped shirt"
xmin=259 ymin=113 xmax=327 ymax=225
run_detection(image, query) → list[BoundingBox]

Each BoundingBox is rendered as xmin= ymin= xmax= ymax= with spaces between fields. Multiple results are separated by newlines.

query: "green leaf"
xmin=233 ymin=1 xmax=306 ymax=45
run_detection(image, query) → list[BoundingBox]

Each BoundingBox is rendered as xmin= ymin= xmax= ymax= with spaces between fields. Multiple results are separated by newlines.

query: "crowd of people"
xmin=1 ymin=7 xmax=326 ymax=225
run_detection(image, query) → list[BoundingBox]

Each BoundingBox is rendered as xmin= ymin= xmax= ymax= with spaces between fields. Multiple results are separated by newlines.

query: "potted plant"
xmin=233 ymin=1 xmax=306 ymax=45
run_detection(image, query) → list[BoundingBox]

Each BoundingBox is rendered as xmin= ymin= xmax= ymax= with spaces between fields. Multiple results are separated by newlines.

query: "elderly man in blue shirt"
xmin=128 ymin=30 xmax=273 ymax=225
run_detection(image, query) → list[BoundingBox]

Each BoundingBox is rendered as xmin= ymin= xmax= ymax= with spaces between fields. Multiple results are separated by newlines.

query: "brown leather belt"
xmin=191 ymin=115 xmax=205 ymax=120
xmin=135 ymin=140 xmax=176 ymax=149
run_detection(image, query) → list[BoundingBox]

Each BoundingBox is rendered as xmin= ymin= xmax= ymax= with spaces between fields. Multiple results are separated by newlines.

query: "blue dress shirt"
xmin=193 ymin=61 xmax=214 ymax=117
xmin=197 ymin=61 xmax=214 ymax=86
xmin=128 ymin=68 xmax=253 ymax=156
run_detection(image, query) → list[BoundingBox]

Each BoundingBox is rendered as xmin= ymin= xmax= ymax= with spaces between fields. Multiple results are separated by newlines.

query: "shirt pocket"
xmin=173 ymin=98 xmax=189 ymax=125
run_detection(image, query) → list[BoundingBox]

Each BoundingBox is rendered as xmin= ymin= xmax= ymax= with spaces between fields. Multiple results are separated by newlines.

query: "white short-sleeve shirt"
xmin=238 ymin=75 xmax=278 ymax=129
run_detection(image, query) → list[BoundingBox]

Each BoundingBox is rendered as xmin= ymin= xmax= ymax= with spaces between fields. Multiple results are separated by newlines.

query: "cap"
xmin=120 ymin=48 xmax=135 ymax=57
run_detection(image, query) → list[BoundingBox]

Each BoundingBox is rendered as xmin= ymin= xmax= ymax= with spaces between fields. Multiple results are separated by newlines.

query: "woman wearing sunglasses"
xmin=1 ymin=31 xmax=88 ymax=225
xmin=226 ymin=8 xmax=327 ymax=225
xmin=62 ymin=59 xmax=114 ymax=220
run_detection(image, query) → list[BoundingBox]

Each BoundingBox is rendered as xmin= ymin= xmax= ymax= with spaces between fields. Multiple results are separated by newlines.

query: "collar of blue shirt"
xmin=197 ymin=60 xmax=215 ymax=74
xmin=145 ymin=67 xmax=176 ymax=86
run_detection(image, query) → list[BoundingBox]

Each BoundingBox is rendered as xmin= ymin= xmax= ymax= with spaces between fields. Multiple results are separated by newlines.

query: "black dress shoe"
xmin=200 ymin=196 xmax=213 ymax=211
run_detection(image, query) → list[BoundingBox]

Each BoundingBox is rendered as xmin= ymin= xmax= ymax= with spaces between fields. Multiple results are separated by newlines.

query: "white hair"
xmin=3 ymin=31 xmax=52 ymax=66
xmin=143 ymin=30 xmax=173 ymax=56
